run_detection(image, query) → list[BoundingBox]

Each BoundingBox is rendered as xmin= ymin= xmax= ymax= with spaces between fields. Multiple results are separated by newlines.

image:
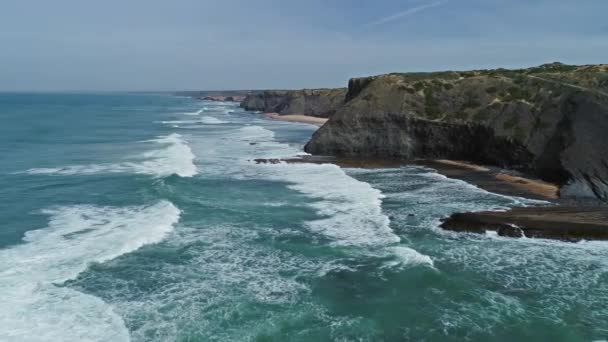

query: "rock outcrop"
xmin=240 ymin=88 xmax=347 ymax=118
xmin=440 ymin=206 xmax=608 ymax=241
xmin=305 ymin=63 xmax=608 ymax=201
xmin=201 ymin=95 xmax=244 ymax=102
xmin=173 ymin=91 xmax=251 ymax=102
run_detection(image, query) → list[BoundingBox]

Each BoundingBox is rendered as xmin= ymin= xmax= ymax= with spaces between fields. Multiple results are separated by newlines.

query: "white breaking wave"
xmin=188 ymin=123 xmax=432 ymax=262
xmin=235 ymin=128 xmax=433 ymax=263
xmin=137 ymin=134 xmax=197 ymax=177
xmin=189 ymin=125 xmax=301 ymax=177
xmin=179 ymin=108 xmax=205 ymax=116
xmin=0 ymin=201 xmax=181 ymax=342
xmin=214 ymin=125 xmax=400 ymax=246
xmin=383 ymin=246 xmax=435 ymax=269
xmin=196 ymin=125 xmax=402 ymax=247
xmin=23 ymin=133 xmax=197 ymax=178
xmin=263 ymin=162 xmax=400 ymax=247
xmin=159 ymin=116 xmax=229 ymax=125
xmin=237 ymin=125 xmax=276 ymax=141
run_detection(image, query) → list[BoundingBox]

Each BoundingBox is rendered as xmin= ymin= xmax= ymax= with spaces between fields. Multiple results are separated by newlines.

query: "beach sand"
xmin=265 ymin=113 xmax=328 ymax=126
xmin=494 ymin=173 xmax=558 ymax=200
xmin=430 ymin=160 xmax=559 ymax=200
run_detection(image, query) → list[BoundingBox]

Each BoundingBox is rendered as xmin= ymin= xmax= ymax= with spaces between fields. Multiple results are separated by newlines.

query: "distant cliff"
xmin=305 ymin=63 xmax=608 ymax=201
xmin=240 ymin=88 xmax=347 ymax=118
xmin=174 ymin=90 xmax=253 ymax=102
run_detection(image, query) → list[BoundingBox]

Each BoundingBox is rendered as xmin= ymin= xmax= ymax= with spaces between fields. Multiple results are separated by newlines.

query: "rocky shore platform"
xmin=419 ymin=160 xmax=608 ymax=241
xmin=253 ymin=155 xmax=608 ymax=241
xmin=440 ymin=206 xmax=608 ymax=241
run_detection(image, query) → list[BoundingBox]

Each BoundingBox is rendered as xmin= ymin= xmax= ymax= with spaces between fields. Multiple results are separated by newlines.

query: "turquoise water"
xmin=1 ymin=93 xmax=607 ymax=341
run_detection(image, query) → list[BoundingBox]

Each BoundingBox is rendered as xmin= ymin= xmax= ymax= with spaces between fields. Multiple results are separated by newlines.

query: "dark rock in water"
xmin=497 ymin=225 xmax=524 ymax=238
xmin=251 ymin=155 xmax=339 ymax=166
xmin=240 ymin=88 xmax=347 ymax=118
xmin=440 ymin=205 xmax=608 ymax=241
xmin=440 ymin=212 xmax=503 ymax=234
xmin=305 ymin=63 xmax=608 ymax=202
xmin=200 ymin=95 xmax=243 ymax=102
xmin=253 ymin=158 xmax=282 ymax=164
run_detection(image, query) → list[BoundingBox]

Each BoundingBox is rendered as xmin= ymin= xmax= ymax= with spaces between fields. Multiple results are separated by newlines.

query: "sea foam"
xmin=159 ymin=116 xmax=229 ymax=125
xmin=187 ymin=123 xmax=431 ymax=262
xmin=383 ymin=246 xmax=435 ymax=269
xmin=0 ymin=200 xmax=181 ymax=342
xmin=202 ymin=125 xmax=402 ymax=247
xmin=264 ymin=162 xmax=400 ymax=247
xmin=219 ymin=125 xmax=400 ymax=246
xmin=23 ymin=133 xmax=197 ymax=178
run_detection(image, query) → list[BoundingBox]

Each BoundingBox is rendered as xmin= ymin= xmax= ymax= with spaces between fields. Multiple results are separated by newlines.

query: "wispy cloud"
xmin=365 ymin=1 xmax=447 ymax=27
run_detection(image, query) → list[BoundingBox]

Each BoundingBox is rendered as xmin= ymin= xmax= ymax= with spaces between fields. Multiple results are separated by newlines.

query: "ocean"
xmin=1 ymin=92 xmax=607 ymax=341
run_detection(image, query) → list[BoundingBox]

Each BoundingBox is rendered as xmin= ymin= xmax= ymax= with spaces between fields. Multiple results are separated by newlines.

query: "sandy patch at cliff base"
xmin=434 ymin=159 xmax=490 ymax=172
xmin=265 ymin=113 xmax=328 ymax=126
xmin=494 ymin=173 xmax=558 ymax=200
xmin=431 ymin=160 xmax=558 ymax=200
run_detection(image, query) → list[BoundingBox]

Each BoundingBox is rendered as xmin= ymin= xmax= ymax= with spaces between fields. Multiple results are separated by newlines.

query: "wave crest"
xmin=0 ymin=200 xmax=181 ymax=342
xmin=22 ymin=133 xmax=197 ymax=178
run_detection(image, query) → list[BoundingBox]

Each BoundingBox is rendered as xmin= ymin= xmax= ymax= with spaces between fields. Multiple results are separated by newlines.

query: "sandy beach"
xmin=265 ymin=113 xmax=328 ymax=126
xmin=431 ymin=159 xmax=559 ymax=200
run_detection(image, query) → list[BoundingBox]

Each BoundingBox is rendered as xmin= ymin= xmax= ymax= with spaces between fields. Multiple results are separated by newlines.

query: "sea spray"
xmin=0 ymin=201 xmax=180 ymax=342
xmin=22 ymin=133 xmax=197 ymax=178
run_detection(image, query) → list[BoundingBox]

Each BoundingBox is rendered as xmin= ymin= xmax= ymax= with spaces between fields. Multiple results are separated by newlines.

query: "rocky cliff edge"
xmin=305 ymin=63 xmax=608 ymax=201
xmin=240 ymin=88 xmax=347 ymax=118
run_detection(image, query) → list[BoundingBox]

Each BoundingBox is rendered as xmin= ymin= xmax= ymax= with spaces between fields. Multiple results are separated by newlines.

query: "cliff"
xmin=305 ymin=63 xmax=608 ymax=201
xmin=174 ymin=90 xmax=254 ymax=102
xmin=201 ymin=95 xmax=244 ymax=102
xmin=240 ymin=88 xmax=347 ymax=118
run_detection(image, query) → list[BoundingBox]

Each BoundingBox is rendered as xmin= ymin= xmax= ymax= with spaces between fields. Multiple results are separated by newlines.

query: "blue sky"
xmin=0 ymin=0 xmax=606 ymax=91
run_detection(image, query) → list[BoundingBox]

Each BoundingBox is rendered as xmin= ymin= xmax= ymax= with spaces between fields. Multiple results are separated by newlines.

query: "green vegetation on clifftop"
xmin=305 ymin=63 xmax=608 ymax=201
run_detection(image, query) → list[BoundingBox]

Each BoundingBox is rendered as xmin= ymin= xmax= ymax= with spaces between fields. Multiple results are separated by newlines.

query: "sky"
xmin=0 ymin=0 xmax=606 ymax=91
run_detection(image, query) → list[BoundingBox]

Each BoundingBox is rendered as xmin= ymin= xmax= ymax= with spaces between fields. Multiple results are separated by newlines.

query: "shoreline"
xmin=264 ymin=113 xmax=328 ymax=126
xmin=253 ymin=154 xmax=608 ymax=241
xmin=417 ymin=159 xmax=559 ymax=201
xmin=255 ymin=155 xmax=558 ymax=201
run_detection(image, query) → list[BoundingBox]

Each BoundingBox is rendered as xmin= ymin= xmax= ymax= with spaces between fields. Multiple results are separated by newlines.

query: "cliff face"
xmin=240 ymin=88 xmax=347 ymax=118
xmin=305 ymin=63 xmax=608 ymax=201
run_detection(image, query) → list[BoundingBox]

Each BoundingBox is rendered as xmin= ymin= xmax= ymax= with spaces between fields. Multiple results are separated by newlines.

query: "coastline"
xmin=417 ymin=159 xmax=559 ymax=201
xmin=264 ymin=113 xmax=328 ymax=126
xmin=232 ymin=80 xmax=608 ymax=242
xmin=254 ymin=153 xmax=608 ymax=242
xmin=256 ymin=155 xmax=558 ymax=200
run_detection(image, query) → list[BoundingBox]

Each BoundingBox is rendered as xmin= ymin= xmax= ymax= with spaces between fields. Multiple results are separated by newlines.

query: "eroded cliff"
xmin=240 ymin=88 xmax=347 ymax=118
xmin=305 ymin=63 xmax=608 ymax=201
